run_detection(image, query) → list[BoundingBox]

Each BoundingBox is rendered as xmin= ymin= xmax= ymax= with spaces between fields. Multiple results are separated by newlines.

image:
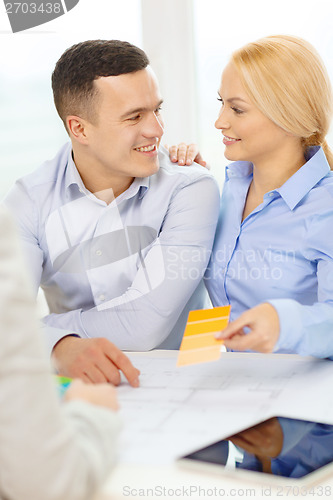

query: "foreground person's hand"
xmin=64 ymin=378 xmax=119 ymax=411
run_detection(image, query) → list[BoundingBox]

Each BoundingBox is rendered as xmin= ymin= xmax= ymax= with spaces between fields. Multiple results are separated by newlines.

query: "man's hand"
xmin=64 ymin=379 xmax=119 ymax=411
xmin=52 ymin=336 xmax=140 ymax=387
xmin=215 ymin=303 xmax=280 ymax=353
xmin=167 ymin=142 xmax=208 ymax=168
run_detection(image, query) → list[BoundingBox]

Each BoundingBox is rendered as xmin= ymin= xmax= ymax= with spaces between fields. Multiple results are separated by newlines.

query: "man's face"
xmin=79 ymin=67 xmax=164 ymax=192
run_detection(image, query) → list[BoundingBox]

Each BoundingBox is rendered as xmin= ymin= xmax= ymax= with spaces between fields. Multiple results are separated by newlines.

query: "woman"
xmin=171 ymin=35 xmax=333 ymax=358
xmin=0 ymin=206 xmax=121 ymax=500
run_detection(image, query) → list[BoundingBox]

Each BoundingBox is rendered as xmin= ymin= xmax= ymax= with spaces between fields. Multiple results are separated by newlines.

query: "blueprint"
xmin=117 ymin=352 xmax=333 ymax=465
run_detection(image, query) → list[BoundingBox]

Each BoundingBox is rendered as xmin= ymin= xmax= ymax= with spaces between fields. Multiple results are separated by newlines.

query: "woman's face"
xmin=215 ymin=63 xmax=292 ymax=166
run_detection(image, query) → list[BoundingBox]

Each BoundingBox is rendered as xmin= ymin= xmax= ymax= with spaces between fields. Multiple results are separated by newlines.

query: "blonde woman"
xmin=171 ymin=35 xmax=333 ymax=357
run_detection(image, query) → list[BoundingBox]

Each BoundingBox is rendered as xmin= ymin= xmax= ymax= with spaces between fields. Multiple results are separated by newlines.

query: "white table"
xmin=96 ymin=351 xmax=333 ymax=500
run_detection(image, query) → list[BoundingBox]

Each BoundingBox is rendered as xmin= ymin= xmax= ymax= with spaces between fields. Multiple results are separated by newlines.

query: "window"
xmin=0 ymin=0 xmax=142 ymax=199
xmin=193 ymin=0 xmax=333 ymax=186
xmin=1 ymin=0 xmax=333 ymax=198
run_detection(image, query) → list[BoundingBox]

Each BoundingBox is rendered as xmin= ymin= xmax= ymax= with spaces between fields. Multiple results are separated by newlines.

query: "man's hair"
xmin=52 ymin=39 xmax=150 ymax=130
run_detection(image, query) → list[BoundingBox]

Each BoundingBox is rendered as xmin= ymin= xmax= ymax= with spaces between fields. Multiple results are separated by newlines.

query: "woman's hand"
xmin=167 ymin=142 xmax=208 ymax=168
xmin=215 ymin=303 xmax=280 ymax=353
xmin=64 ymin=378 xmax=119 ymax=411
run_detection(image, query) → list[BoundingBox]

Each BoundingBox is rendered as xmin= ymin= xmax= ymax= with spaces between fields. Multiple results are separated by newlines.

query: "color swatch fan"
xmin=177 ymin=306 xmax=231 ymax=367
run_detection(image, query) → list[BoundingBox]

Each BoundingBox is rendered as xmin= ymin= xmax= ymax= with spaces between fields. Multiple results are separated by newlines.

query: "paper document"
xmin=118 ymin=352 xmax=333 ymax=465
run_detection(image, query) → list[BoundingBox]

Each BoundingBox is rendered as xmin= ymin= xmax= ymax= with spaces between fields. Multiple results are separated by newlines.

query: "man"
xmin=4 ymin=40 xmax=220 ymax=384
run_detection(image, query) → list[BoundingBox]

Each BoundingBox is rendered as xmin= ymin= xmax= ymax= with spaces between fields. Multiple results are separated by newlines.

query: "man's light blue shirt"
xmin=4 ymin=144 xmax=220 ymax=353
xmin=205 ymin=147 xmax=333 ymax=358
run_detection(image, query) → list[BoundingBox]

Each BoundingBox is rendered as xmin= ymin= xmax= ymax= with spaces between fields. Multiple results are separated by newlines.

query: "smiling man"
xmin=4 ymin=40 xmax=220 ymax=384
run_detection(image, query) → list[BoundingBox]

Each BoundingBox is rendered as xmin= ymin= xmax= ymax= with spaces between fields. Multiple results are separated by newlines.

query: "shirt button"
xmin=99 ymin=294 xmax=105 ymax=301
xmin=96 ymin=250 xmax=102 ymax=256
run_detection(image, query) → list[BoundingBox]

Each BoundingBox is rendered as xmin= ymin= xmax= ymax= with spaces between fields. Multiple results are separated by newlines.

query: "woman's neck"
xmin=251 ymin=145 xmax=305 ymax=198
xmin=241 ymin=143 xmax=305 ymax=222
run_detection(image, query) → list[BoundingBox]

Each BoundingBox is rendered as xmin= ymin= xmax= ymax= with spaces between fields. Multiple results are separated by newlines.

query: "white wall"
xmin=141 ymin=0 xmax=198 ymax=145
xmin=193 ymin=0 xmax=333 ymax=186
xmin=0 ymin=0 xmax=142 ymax=199
xmin=1 ymin=0 xmax=333 ymax=197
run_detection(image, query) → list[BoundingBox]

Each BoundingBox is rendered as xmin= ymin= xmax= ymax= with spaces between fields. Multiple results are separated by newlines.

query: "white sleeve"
xmin=3 ymin=184 xmax=81 ymax=354
xmin=44 ymin=175 xmax=221 ymax=350
xmin=0 ymin=207 xmax=121 ymax=500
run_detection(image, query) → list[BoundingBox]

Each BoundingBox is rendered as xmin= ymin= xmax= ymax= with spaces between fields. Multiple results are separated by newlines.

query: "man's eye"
xmin=128 ymin=114 xmax=141 ymax=121
xmin=155 ymin=106 xmax=162 ymax=114
xmin=217 ymin=97 xmax=223 ymax=105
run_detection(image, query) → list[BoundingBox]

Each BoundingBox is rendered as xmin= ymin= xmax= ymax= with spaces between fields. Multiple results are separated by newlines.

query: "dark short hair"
xmin=52 ymin=39 xmax=150 ymax=129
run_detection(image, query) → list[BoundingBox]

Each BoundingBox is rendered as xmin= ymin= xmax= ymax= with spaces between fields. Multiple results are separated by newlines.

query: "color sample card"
xmin=177 ymin=306 xmax=231 ymax=367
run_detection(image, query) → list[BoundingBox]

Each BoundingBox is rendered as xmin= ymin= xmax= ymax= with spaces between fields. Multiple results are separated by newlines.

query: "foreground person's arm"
xmin=0 ymin=207 xmax=121 ymax=500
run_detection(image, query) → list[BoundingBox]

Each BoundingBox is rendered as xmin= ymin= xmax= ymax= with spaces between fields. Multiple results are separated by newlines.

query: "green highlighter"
xmin=55 ymin=375 xmax=72 ymax=397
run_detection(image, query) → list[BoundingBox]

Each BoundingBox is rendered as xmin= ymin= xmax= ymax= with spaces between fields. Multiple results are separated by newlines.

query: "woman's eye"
xmin=217 ymin=98 xmax=243 ymax=115
xmin=128 ymin=115 xmax=141 ymax=121
xmin=231 ymin=107 xmax=244 ymax=115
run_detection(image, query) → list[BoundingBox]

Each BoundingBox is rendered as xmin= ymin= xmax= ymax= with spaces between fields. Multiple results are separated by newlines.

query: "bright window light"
xmin=0 ymin=0 xmax=142 ymax=199
xmin=193 ymin=0 xmax=333 ymax=186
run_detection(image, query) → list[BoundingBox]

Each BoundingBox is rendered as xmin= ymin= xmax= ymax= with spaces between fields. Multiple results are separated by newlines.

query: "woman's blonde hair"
xmin=231 ymin=35 xmax=333 ymax=168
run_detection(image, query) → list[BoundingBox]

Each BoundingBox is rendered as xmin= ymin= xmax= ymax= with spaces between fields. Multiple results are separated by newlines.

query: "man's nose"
xmin=143 ymin=112 xmax=164 ymax=138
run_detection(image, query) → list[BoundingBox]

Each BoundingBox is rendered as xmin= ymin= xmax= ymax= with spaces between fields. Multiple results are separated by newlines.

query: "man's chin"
xmin=140 ymin=157 xmax=160 ymax=175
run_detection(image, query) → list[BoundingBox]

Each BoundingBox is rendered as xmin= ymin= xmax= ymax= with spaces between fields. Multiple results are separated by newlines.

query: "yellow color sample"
xmin=180 ymin=332 xmax=223 ymax=351
xmin=187 ymin=306 xmax=230 ymax=323
xmin=184 ymin=317 xmax=229 ymax=336
xmin=176 ymin=345 xmax=222 ymax=367
xmin=177 ymin=305 xmax=231 ymax=367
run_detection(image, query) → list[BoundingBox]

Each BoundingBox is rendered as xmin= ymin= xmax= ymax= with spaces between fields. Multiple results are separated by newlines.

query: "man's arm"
xmin=45 ymin=175 xmax=220 ymax=350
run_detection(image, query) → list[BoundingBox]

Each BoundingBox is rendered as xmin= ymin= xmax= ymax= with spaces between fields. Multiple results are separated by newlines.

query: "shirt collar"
xmin=64 ymin=148 xmax=150 ymax=202
xmin=65 ymin=150 xmax=86 ymax=193
xmin=125 ymin=176 xmax=150 ymax=200
xmin=275 ymin=147 xmax=330 ymax=210
xmin=225 ymin=161 xmax=253 ymax=181
xmin=225 ymin=146 xmax=330 ymax=210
